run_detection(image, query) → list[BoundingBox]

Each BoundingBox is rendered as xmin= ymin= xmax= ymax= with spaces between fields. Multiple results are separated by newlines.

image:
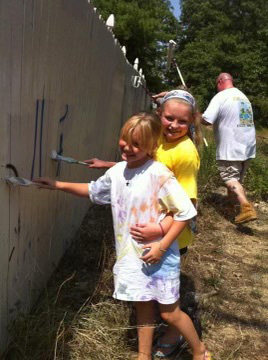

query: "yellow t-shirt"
xmin=156 ymin=134 xmax=200 ymax=249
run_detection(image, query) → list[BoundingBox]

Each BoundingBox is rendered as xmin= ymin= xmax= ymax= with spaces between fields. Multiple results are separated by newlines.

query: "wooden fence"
xmin=0 ymin=0 xmax=150 ymax=353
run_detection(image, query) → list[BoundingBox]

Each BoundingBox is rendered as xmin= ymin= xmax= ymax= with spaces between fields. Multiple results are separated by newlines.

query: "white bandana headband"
xmin=161 ymin=90 xmax=196 ymax=109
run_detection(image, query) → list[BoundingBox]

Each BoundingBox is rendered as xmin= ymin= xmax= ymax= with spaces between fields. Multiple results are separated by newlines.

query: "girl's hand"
xmin=140 ymin=242 xmax=163 ymax=264
xmin=130 ymin=223 xmax=162 ymax=242
xmin=151 ymin=91 xmax=168 ymax=100
xmin=33 ymin=177 xmax=57 ymax=190
xmin=83 ymin=158 xmax=111 ymax=169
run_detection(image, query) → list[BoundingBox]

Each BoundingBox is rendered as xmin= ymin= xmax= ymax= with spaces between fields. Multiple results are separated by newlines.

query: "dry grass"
xmin=185 ymin=197 xmax=268 ymax=360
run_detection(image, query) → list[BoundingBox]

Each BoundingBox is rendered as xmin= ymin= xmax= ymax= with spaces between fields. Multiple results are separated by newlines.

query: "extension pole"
xmin=167 ymin=39 xmax=208 ymax=147
xmin=173 ymin=60 xmax=186 ymax=87
xmin=167 ymin=40 xmax=186 ymax=87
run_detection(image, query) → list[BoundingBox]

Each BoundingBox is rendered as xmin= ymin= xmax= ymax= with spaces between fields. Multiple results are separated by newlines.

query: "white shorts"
xmin=217 ymin=160 xmax=251 ymax=183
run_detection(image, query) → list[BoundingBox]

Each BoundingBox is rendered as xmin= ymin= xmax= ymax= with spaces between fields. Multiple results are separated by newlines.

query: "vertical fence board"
xmin=8 ymin=0 xmax=27 ymax=324
xmin=0 ymin=0 xmax=11 ymax=350
xmin=18 ymin=0 xmax=36 ymax=316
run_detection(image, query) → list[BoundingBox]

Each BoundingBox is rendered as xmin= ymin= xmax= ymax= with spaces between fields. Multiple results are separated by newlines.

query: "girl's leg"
xmin=158 ymin=301 xmax=207 ymax=360
xmin=134 ymin=301 xmax=155 ymax=360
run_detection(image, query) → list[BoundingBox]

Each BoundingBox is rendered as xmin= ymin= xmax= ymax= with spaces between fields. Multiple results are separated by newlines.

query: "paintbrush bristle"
xmin=51 ymin=150 xmax=58 ymax=160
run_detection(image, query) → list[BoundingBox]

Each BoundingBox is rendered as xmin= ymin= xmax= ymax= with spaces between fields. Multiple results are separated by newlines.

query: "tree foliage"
xmin=176 ymin=0 xmax=268 ymax=126
xmin=92 ymin=0 xmax=179 ymax=92
xmin=92 ymin=0 xmax=268 ymax=126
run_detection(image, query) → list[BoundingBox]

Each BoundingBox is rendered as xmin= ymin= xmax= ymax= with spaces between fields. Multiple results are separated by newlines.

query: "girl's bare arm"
xmin=130 ymin=197 xmax=196 ymax=242
xmin=83 ymin=158 xmax=116 ymax=169
xmin=140 ymin=220 xmax=188 ymax=263
xmin=130 ymin=213 xmax=173 ymax=241
xmin=34 ymin=177 xmax=89 ymax=198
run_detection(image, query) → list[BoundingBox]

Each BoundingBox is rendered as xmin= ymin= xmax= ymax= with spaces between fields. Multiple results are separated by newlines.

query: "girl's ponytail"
xmin=190 ymin=111 xmax=203 ymax=147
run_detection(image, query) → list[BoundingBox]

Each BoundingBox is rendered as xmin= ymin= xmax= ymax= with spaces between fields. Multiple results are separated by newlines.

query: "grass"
xmin=198 ymin=129 xmax=220 ymax=200
xmin=203 ymin=274 xmax=221 ymax=290
xmin=67 ymin=301 xmax=133 ymax=360
xmin=250 ymin=289 xmax=262 ymax=300
xmin=199 ymin=126 xmax=268 ymax=201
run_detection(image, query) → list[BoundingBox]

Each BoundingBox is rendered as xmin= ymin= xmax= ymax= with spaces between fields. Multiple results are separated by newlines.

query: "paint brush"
xmin=5 ymin=176 xmax=39 ymax=187
xmin=50 ymin=150 xmax=87 ymax=166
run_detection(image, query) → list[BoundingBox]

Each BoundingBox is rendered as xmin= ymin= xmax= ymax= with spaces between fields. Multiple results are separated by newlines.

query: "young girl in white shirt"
xmin=35 ymin=112 xmax=210 ymax=360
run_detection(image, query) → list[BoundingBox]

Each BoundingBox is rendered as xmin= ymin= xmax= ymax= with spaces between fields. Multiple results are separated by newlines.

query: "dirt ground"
xmin=4 ymin=195 xmax=268 ymax=360
xmin=181 ymin=191 xmax=268 ymax=360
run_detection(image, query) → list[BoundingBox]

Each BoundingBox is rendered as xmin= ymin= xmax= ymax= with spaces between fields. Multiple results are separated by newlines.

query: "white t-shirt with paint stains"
xmin=89 ymin=160 xmax=196 ymax=304
xmin=203 ymin=87 xmax=256 ymax=161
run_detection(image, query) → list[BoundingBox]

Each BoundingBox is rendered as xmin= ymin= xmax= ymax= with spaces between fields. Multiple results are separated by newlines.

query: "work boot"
xmin=234 ymin=203 xmax=257 ymax=224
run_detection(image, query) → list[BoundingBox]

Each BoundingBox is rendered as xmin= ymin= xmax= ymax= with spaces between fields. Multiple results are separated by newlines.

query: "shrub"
xmin=244 ymin=156 xmax=268 ymax=200
xmin=198 ymin=141 xmax=220 ymax=199
xmin=251 ymin=96 xmax=268 ymax=128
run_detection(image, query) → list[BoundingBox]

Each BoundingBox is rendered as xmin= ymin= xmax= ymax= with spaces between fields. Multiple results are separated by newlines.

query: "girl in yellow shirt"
xmin=86 ymin=90 xmax=201 ymax=253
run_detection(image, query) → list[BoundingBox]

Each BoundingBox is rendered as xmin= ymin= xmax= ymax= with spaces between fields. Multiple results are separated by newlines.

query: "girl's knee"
xmin=160 ymin=311 xmax=172 ymax=323
xmin=160 ymin=305 xmax=184 ymax=324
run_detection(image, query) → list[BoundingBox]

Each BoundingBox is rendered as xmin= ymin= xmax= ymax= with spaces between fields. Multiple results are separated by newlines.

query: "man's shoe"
xmin=234 ymin=203 xmax=257 ymax=224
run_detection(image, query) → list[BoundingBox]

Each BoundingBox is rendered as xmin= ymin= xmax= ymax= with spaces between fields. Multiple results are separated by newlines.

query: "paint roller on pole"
xmin=167 ymin=40 xmax=208 ymax=147
xmin=167 ymin=40 xmax=186 ymax=87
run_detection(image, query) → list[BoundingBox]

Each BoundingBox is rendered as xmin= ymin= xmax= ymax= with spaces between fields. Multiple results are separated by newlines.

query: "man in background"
xmin=202 ymin=73 xmax=257 ymax=224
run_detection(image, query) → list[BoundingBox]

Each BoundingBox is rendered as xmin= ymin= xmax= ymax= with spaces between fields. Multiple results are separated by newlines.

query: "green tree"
xmin=175 ymin=0 xmax=268 ymax=126
xmin=92 ymin=0 xmax=179 ymax=92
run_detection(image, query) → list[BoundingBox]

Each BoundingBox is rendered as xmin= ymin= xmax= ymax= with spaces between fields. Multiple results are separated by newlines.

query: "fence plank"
xmin=0 ymin=0 xmax=12 ymax=350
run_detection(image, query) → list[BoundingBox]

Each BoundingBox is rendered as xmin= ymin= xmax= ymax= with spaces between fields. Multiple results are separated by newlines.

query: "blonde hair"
xmin=120 ymin=112 xmax=161 ymax=158
xmin=161 ymin=98 xmax=203 ymax=147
